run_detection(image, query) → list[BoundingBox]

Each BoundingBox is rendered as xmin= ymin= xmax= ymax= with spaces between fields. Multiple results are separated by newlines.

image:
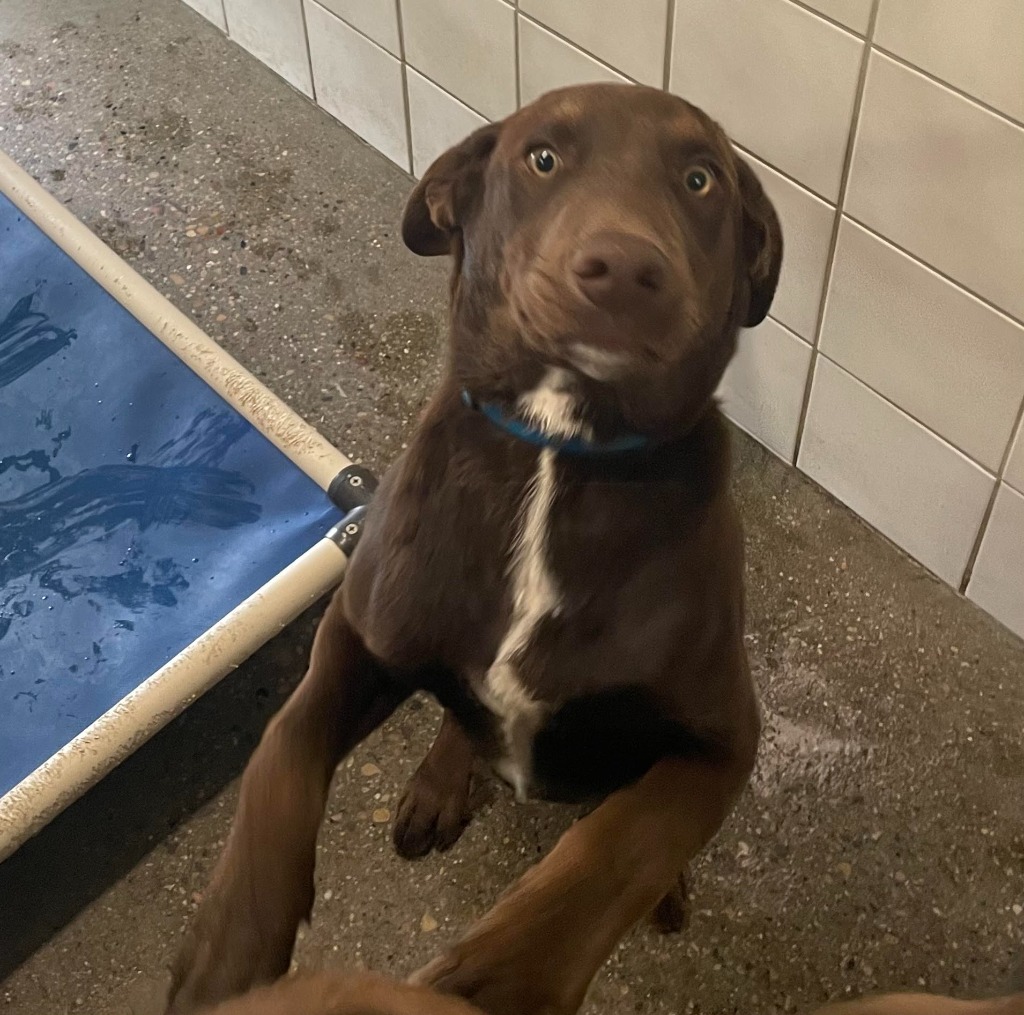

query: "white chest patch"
xmin=515 ymin=367 xmax=591 ymax=441
xmin=481 ymin=370 xmax=581 ymax=800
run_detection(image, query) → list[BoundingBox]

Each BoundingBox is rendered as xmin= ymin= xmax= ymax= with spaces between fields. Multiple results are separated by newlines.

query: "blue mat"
xmin=0 ymin=192 xmax=342 ymax=797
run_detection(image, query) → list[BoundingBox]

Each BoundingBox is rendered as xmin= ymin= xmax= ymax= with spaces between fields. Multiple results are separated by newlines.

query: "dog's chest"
xmin=479 ymin=446 xmax=559 ymax=800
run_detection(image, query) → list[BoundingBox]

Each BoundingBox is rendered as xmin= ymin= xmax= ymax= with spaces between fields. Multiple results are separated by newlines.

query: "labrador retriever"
xmin=167 ymin=82 xmax=783 ymax=1014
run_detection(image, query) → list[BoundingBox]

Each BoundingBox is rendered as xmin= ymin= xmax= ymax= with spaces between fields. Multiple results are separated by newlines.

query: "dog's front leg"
xmin=166 ymin=587 xmax=409 ymax=1014
xmin=412 ymin=749 xmax=754 ymax=1015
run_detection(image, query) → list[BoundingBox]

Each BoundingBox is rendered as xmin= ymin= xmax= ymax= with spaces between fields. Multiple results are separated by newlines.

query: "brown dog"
xmin=166 ymin=82 xmax=782 ymax=1014
xmin=203 ymin=971 xmax=1024 ymax=1015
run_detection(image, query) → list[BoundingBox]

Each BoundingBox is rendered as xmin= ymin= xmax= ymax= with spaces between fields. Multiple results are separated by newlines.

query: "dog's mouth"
xmin=490 ymin=245 xmax=726 ymax=441
xmin=563 ymin=343 xmax=634 ymax=382
xmin=508 ymin=264 xmax=702 ymax=384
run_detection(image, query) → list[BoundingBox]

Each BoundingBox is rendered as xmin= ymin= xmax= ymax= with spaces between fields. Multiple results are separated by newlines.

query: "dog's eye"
xmin=684 ymin=166 xmax=714 ymax=195
xmin=527 ymin=147 xmax=560 ymax=176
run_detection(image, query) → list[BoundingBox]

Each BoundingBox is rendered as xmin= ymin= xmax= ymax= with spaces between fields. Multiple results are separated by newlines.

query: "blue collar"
xmin=462 ymin=390 xmax=650 ymax=457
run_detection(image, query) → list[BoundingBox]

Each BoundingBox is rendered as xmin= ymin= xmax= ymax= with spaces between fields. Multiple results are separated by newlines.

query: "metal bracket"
xmin=328 ymin=464 xmax=378 ymax=513
xmin=326 ymin=504 xmax=369 ymax=557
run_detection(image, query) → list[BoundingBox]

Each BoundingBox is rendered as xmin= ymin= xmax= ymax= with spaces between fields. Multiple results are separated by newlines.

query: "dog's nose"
xmin=571 ymin=233 xmax=673 ymax=313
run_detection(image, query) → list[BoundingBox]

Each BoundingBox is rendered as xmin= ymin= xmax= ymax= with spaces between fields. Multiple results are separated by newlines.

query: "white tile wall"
xmin=821 ymin=219 xmax=1024 ymax=471
xmin=306 ymin=3 xmax=408 ymax=170
xmin=847 ymin=54 xmax=1024 ymax=322
xmin=519 ymin=16 xmax=629 ymax=107
xmin=222 ymin=0 xmax=312 ymax=95
xmin=742 ymin=152 xmax=835 ymax=341
xmin=799 ymin=358 xmax=995 ymax=586
xmin=315 ymin=0 xmax=400 ymax=56
xmin=1006 ymin=425 xmax=1024 ymax=495
xmin=875 ymin=0 xmax=1024 ymax=123
xmin=717 ymin=318 xmax=812 ymax=461
xmin=520 ymin=0 xmax=667 ymax=86
xmin=182 ymin=0 xmax=226 ymax=31
xmin=182 ymin=0 xmax=1024 ymax=640
xmin=671 ymin=0 xmax=864 ymax=199
xmin=800 ymin=0 xmax=872 ymax=34
xmin=968 ymin=483 xmax=1024 ymax=639
xmin=401 ymin=0 xmax=516 ymax=120
xmin=407 ymin=69 xmax=487 ymax=179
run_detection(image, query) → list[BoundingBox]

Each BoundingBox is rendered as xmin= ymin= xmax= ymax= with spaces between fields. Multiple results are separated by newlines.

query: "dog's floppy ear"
xmin=402 ymin=123 xmax=501 ymax=257
xmin=735 ymin=157 xmax=783 ymax=327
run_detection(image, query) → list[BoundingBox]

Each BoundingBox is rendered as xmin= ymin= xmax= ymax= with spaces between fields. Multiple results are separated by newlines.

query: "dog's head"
xmin=403 ymin=83 xmax=782 ymax=439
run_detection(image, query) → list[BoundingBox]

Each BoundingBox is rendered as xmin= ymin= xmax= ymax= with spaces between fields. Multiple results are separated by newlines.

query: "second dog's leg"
xmin=166 ymin=587 xmax=408 ymax=1014
xmin=394 ymin=709 xmax=476 ymax=859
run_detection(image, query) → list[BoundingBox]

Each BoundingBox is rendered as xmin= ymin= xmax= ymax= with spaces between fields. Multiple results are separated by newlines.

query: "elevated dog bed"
xmin=0 ymin=151 xmax=370 ymax=861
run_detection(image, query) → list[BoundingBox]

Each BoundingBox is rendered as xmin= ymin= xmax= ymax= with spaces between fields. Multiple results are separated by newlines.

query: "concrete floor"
xmin=0 ymin=2 xmax=1022 ymax=1013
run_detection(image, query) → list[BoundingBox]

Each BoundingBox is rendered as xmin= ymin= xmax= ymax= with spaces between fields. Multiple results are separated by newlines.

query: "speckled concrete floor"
xmin=0 ymin=3 xmax=1022 ymax=1014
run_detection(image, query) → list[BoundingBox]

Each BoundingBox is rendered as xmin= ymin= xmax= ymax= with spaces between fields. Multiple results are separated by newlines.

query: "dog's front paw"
xmin=393 ymin=759 xmax=473 ymax=859
xmin=649 ymin=871 xmax=689 ymax=934
xmin=165 ymin=871 xmax=295 ymax=1014
xmin=412 ymin=940 xmax=571 ymax=1015
xmin=166 ymin=909 xmax=261 ymax=1014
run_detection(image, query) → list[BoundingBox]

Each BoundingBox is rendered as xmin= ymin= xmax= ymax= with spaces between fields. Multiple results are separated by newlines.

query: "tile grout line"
xmin=302 ymin=1 xmax=412 ymax=173
xmin=308 ymin=1 xmax=400 ymax=61
xmin=400 ymin=60 xmax=495 ymax=125
xmin=731 ymin=140 xmax=834 ymax=204
xmin=790 ymin=0 xmax=880 ymax=467
xmin=842 ymin=212 xmax=1024 ymax=329
xmin=873 ymin=43 xmax=1024 ymax=133
xmin=218 ymin=0 xmax=228 ymax=35
xmin=809 ymin=350 xmax=999 ymax=478
xmin=783 ymin=0 xmax=866 ymax=37
xmin=394 ymin=0 xmax=415 ymax=176
xmin=298 ymin=0 xmax=317 ymax=105
xmin=514 ymin=10 xmax=522 ymax=110
xmin=516 ymin=11 xmax=639 ymax=86
xmin=661 ymin=0 xmax=677 ymax=92
xmin=959 ymin=394 xmax=1024 ymax=593
xmin=393 ymin=0 xmax=407 ymax=60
